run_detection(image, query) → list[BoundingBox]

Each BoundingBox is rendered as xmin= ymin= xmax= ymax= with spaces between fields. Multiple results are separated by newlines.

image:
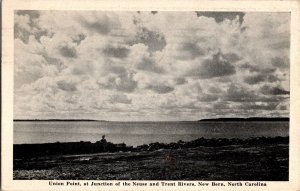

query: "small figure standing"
xmin=101 ymin=135 xmax=107 ymax=152
xmin=101 ymin=135 xmax=107 ymax=144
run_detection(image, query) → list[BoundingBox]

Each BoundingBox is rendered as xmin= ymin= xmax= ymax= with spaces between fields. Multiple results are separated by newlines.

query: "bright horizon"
xmin=13 ymin=117 xmax=290 ymax=122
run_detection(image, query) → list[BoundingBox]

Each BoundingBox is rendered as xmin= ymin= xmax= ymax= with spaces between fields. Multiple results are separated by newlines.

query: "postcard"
xmin=2 ymin=0 xmax=300 ymax=190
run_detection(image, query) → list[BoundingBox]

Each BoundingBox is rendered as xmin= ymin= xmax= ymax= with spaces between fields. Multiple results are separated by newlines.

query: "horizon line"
xmin=13 ymin=117 xmax=290 ymax=122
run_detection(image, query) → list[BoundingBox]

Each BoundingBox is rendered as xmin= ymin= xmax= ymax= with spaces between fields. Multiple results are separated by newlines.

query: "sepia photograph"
xmin=11 ymin=10 xmax=291 ymax=181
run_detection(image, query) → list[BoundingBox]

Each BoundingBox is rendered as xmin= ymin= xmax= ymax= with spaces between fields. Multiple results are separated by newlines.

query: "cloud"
xmin=174 ymin=77 xmax=187 ymax=85
xmin=16 ymin=10 xmax=40 ymax=18
xmin=212 ymin=102 xmax=230 ymax=110
xmin=97 ymin=72 xmax=138 ymax=93
xmin=269 ymin=39 xmax=290 ymax=50
xmin=14 ymin=37 xmax=46 ymax=88
xmin=260 ymin=85 xmax=289 ymax=95
xmin=187 ymin=52 xmax=236 ymax=79
xmin=208 ymin=86 xmax=222 ymax=94
xmin=223 ymin=84 xmax=255 ymax=102
xmin=197 ymin=93 xmax=219 ymax=102
xmin=244 ymin=73 xmax=279 ymax=84
xmin=13 ymin=11 xmax=290 ymax=120
xmin=57 ymin=80 xmax=77 ymax=92
xmin=59 ymin=43 xmax=78 ymax=58
xmin=195 ymin=11 xmax=245 ymax=24
xmin=272 ymin=57 xmax=289 ymax=69
xmin=239 ymin=63 xmax=276 ymax=74
xmin=42 ymin=55 xmax=66 ymax=71
xmin=177 ymin=41 xmax=206 ymax=60
xmin=14 ymin=10 xmax=52 ymax=43
xmin=109 ymin=94 xmax=132 ymax=104
xmin=239 ymin=63 xmax=260 ymax=73
xmin=238 ymin=102 xmax=279 ymax=111
xmin=147 ymin=84 xmax=174 ymax=94
xmin=79 ymin=13 xmax=114 ymax=35
xmin=102 ymin=45 xmax=130 ymax=58
xmin=70 ymin=63 xmax=94 ymax=75
xmin=223 ymin=53 xmax=241 ymax=63
xmin=72 ymin=33 xmax=86 ymax=45
xmin=136 ymin=57 xmax=164 ymax=73
xmin=103 ymin=63 xmax=127 ymax=75
xmin=129 ymin=27 xmax=166 ymax=52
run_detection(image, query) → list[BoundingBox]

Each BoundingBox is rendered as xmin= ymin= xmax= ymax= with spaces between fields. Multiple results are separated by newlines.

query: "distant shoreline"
xmin=14 ymin=117 xmax=289 ymax=122
xmin=13 ymin=119 xmax=106 ymax=122
xmin=198 ymin=117 xmax=289 ymax=122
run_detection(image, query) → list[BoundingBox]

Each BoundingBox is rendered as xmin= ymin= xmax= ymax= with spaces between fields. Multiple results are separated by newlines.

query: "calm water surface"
xmin=14 ymin=121 xmax=289 ymax=146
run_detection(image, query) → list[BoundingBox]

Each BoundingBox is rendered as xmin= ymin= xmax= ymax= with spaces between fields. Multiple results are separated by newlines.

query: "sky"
xmin=14 ymin=11 xmax=290 ymax=121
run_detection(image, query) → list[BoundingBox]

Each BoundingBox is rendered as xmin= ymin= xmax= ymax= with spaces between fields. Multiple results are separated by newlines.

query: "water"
xmin=14 ymin=121 xmax=289 ymax=146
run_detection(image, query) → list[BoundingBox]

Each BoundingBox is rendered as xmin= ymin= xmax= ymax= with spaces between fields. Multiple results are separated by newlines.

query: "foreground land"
xmin=14 ymin=137 xmax=288 ymax=180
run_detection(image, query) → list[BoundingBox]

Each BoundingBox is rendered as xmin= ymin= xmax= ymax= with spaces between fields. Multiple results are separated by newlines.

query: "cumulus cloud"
xmin=147 ymin=84 xmax=174 ymax=94
xmin=212 ymin=102 xmax=230 ymax=110
xmin=59 ymin=43 xmax=78 ymax=58
xmin=195 ymin=11 xmax=245 ymax=24
xmin=129 ymin=27 xmax=167 ymax=52
xmin=57 ymin=80 xmax=77 ymax=92
xmin=102 ymin=45 xmax=130 ymax=58
xmin=136 ymin=57 xmax=164 ymax=73
xmin=238 ymin=102 xmax=279 ymax=111
xmin=109 ymin=94 xmax=132 ymax=104
xmin=187 ymin=52 xmax=236 ymax=79
xmin=272 ymin=57 xmax=289 ymax=69
xmin=244 ymin=73 xmax=279 ymax=84
xmin=14 ymin=10 xmax=43 ymax=43
xmin=197 ymin=93 xmax=219 ymax=102
xmin=97 ymin=72 xmax=138 ymax=93
xmin=14 ymin=37 xmax=46 ymax=88
xmin=240 ymin=63 xmax=275 ymax=73
xmin=71 ymin=33 xmax=86 ymax=45
xmin=13 ymin=11 xmax=290 ymax=120
xmin=174 ymin=77 xmax=187 ymax=85
xmin=177 ymin=41 xmax=206 ymax=60
xmin=224 ymin=84 xmax=255 ymax=102
xmin=260 ymin=85 xmax=289 ymax=95
xmin=78 ymin=13 xmax=117 ymax=35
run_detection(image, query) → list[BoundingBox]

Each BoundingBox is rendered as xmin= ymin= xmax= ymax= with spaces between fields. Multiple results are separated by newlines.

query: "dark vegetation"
xmin=14 ymin=136 xmax=288 ymax=158
xmin=14 ymin=137 xmax=289 ymax=180
xmin=198 ymin=117 xmax=289 ymax=122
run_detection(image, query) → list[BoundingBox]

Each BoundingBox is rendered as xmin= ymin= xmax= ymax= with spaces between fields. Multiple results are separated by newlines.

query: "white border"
xmin=2 ymin=0 xmax=300 ymax=190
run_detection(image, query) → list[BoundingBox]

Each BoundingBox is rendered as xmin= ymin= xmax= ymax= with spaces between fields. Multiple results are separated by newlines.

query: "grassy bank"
xmin=14 ymin=137 xmax=288 ymax=180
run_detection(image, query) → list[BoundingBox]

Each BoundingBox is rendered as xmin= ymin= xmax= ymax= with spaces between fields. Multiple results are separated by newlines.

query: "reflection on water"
xmin=14 ymin=121 xmax=289 ymax=146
